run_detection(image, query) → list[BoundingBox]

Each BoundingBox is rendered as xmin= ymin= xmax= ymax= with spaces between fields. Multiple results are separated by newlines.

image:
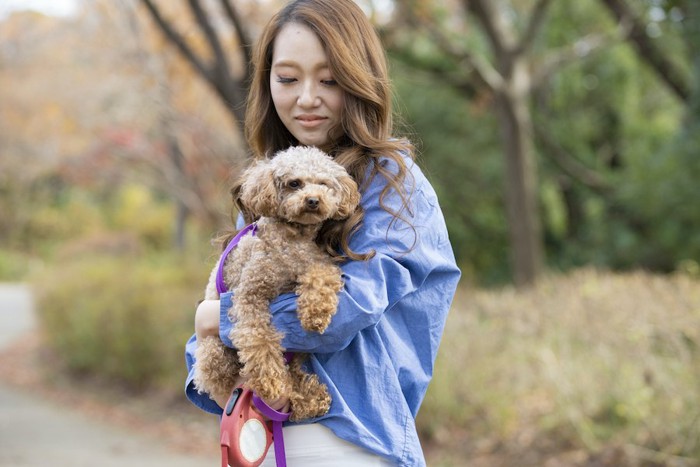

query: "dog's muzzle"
xmin=305 ymin=197 xmax=320 ymax=210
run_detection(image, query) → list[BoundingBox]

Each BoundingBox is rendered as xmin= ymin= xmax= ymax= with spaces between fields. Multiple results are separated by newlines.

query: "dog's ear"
xmin=238 ymin=160 xmax=278 ymax=219
xmin=231 ymin=183 xmax=254 ymax=224
xmin=333 ymin=174 xmax=361 ymax=220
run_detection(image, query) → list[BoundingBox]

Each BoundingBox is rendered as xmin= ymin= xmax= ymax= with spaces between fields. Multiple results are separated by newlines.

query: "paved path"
xmin=0 ymin=283 xmax=219 ymax=466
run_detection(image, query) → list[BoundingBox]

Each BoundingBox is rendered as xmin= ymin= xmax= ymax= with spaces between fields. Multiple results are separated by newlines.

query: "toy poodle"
xmin=193 ymin=146 xmax=360 ymax=421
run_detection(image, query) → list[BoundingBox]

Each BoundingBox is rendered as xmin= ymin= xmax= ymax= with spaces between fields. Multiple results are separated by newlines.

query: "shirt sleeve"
xmin=217 ymin=158 xmax=456 ymax=354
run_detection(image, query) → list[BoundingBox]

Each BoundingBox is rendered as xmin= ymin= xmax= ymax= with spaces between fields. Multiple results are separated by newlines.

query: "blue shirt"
xmin=184 ymin=156 xmax=461 ymax=466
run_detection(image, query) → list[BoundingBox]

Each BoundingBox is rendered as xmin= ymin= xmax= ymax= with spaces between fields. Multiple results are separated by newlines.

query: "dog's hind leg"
xmin=192 ymin=337 xmax=242 ymax=399
xmin=288 ymin=354 xmax=331 ymax=421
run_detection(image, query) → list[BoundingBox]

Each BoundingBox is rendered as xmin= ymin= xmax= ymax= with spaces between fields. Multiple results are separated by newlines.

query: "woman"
xmin=185 ymin=0 xmax=461 ymax=465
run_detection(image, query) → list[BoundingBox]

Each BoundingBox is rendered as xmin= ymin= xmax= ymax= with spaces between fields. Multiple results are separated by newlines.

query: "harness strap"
xmin=216 ymin=223 xmax=258 ymax=295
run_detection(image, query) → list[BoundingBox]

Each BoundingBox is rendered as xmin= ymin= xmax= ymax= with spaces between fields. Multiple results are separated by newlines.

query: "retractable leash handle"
xmin=220 ymin=386 xmax=291 ymax=467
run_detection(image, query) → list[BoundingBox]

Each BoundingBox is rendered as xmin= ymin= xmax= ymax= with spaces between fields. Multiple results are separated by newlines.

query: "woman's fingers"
xmin=253 ymin=396 xmax=291 ymax=419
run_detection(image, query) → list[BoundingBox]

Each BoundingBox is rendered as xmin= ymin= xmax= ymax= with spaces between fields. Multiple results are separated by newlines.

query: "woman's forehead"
xmin=272 ymin=22 xmax=328 ymax=67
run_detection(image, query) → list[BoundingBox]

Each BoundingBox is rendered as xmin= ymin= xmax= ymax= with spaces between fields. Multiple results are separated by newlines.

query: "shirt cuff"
xmin=219 ymin=292 xmax=234 ymax=346
xmin=219 ymin=291 xmax=298 ymax=347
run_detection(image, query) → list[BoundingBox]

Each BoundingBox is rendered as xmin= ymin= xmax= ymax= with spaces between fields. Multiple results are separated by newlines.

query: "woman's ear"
xmin=238 ymin=160 xmax=278 ymax=218
xmin=333 ymin=174 xmax=361 ymax=220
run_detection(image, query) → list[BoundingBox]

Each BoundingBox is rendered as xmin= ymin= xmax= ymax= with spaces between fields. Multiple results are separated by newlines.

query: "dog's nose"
xmin=306 ymin=197 xmax=319 ymax=210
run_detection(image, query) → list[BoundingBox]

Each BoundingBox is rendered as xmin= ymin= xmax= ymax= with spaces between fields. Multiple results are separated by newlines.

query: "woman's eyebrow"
xmin=272 ymin=60 xmax=330 ymax=71
xmin=272 ymin=60 xmax=299 ymax=69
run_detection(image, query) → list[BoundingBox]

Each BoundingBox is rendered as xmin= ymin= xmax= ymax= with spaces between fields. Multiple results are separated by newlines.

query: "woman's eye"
xmin=321 ymin=79 xmax=337 ymax=86
xmin=276 ymin=76 xmax=296 ymax=84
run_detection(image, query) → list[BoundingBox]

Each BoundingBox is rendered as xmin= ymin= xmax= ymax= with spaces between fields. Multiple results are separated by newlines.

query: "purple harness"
xmin=216 ymin=222 xmax=290 ymax=467
xmin=216 ymin=222 xmax=258 ymax=295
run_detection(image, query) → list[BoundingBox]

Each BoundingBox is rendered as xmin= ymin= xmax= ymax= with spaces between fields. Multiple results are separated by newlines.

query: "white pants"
xmin=260 ymin=423 xmax=395 ymax=466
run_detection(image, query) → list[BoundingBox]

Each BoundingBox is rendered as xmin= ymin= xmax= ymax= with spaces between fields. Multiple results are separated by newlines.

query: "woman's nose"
xmin=297 ymin=81 xmax=320 ymax=107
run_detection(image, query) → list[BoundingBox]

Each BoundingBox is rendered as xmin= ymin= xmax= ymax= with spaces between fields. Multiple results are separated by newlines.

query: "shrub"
xmin=0 ymin=248 xmax=37 ymax=281
xmin=420 ymin=268 xmax=700 ymax=464
xmin=109 ymin=184 xmax=175 ymax=249
xmin=32 ymin=250 xmax=212 ymax=392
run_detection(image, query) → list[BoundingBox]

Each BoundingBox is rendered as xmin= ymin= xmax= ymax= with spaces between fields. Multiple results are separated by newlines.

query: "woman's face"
xmin=270 ymin=22 xmax=344 ymax=149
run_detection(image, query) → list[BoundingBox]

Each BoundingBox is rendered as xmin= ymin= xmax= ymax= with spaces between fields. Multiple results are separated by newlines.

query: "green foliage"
xmin=25 ymin=189 xmax=105 ymax=251
xmin=32 ymin=250 xmax=212 ymax=391
xmin=0 ymin=248 xmax=36 ymax=281
xmin=392 ymin=60 xmax=510 ymax=284
xmin=420 ymin=269 xmax=700 ymax=464
xmin=532 ymin=7 xmax=687 ymax=272
xmin=619 ymin=115 xmax=700 ymax=270
xmin=108 ymin=184 xmax=176 ymax=249
xmin=5 ymin=180 xmax=182 ymax=260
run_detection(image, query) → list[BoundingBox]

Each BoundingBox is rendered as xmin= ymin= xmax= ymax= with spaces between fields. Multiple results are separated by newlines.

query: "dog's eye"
xmin=288 ymin=180 xmax=302 ymax=189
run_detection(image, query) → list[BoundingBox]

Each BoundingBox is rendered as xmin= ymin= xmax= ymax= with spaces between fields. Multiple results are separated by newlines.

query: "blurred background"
xmin=0 ymin=0 xmax=699 ymax=465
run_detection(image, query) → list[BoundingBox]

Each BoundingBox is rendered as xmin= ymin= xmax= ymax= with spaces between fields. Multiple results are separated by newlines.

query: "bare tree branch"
xmin=516 ymin=0 xmax=552 ymax=56
xmin=220 ymin=0 xmax=252 ymax=77
xmin=532 ymin=21 xmax=631 ymax=86
xmin=388 ymin=46 xmax=479 ymax=97
xmin=599 ymin=0 xmax=690 ymax=102
xmin=186 ymin=0 xmax=247 ymax=124
xmin=403 ymin=5 xmax=504 ymax=92
xmin=187 ymin=0 xmax=231 ymax=79
xmin=140 ymin=0 xmax=211 ymax=80
xmin=139 ymin=0 xmax=248 ymax=129
xmin=464 ymin=0 xmax=512 ymax=57
xmin=534 ymin=124 xmax=610 ymax=195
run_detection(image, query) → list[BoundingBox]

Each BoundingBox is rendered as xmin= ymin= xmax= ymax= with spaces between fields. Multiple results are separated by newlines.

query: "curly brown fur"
xmin=193 ymin=146 xmax=360 ymax=421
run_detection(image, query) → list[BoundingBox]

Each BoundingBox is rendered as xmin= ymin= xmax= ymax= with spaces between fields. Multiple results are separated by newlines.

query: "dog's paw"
xmin=297 ymin=293 xmax=337 ymax=333
xmin=289 ymin=378 xmax=331 ymax=421
xmin=248 ymin=374 xmax=290 ymax=402
xmin=298 ymin=310 xmax=333 ymax=333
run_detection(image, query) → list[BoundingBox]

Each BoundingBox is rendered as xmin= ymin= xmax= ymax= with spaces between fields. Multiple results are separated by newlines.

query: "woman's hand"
xmin=211 ymin=389 xmax=234 ymax=410
xmin=194 ymin=299 xmax=221 ymax=342
xmin=214 ymin=382 xmax=290 ymax=416
xmin=258 ymin=396 xmax=291 ymax=416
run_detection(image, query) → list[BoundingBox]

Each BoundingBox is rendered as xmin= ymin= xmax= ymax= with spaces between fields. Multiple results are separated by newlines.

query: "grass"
xmin=420 ymin=268 xmax=700 ymax=466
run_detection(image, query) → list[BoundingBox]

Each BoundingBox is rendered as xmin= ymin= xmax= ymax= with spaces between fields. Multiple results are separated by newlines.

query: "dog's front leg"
xmin=295 ymin=261 xmax=343 ymax=333
xmin=230 ymin=269 xmax=293 ymax=402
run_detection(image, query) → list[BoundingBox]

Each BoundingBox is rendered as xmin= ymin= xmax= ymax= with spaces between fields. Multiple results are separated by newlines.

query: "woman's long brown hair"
xmin=233 ymin=0 xmax=414 ymax=261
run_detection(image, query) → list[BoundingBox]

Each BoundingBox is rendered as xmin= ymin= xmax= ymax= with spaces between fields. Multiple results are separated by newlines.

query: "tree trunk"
xmin=494 ymin=58 xmax=543 ymax=286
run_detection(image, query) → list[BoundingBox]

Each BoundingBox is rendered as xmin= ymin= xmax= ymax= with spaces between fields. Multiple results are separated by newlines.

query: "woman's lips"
xmin=296 ymin=115 xmax=326 ymax=128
